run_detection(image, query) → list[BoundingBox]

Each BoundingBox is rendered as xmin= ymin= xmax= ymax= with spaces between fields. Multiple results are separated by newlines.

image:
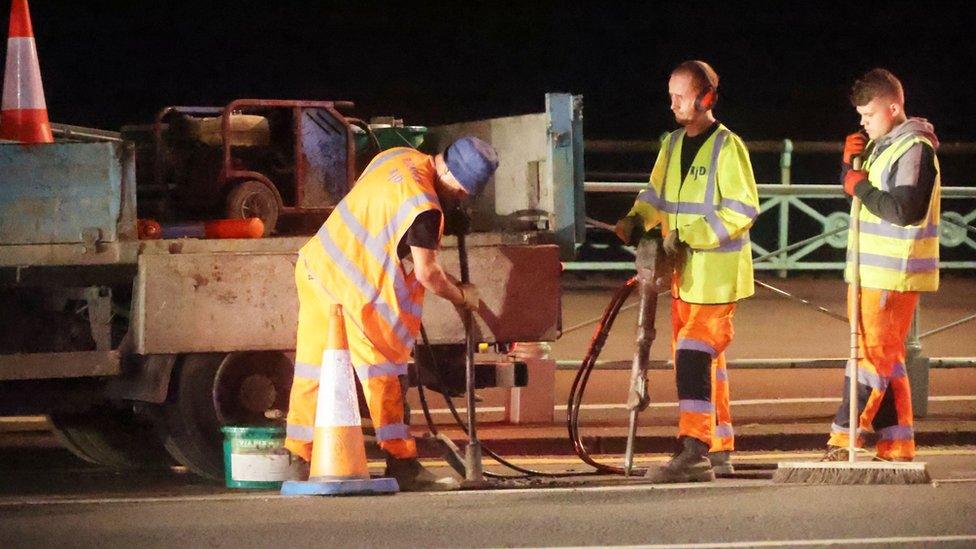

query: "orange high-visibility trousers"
xmin=828 ymin=286 xmax=918 ymax=460
xmin=285 ymin=260 xmax=416 ymax=462
xmin=671 ymin=297 xmax=736 ymax=452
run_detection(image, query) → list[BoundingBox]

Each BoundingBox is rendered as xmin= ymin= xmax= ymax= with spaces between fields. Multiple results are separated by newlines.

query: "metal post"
xmin=777 ymin=139 xmax=793 ymax=278
xmin=457 ymin=233 xmax=483 ymax=483
xmin=905 ymin=302 xmax=929 ymax=418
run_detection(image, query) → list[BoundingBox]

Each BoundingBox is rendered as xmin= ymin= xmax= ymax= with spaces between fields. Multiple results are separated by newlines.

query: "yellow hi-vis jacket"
xmin=299 ymin=147 xmax=444 ymax=364
xmin=627 ymin=125 xmax=759 ymax=304
xmin=847 ymin=134 xmax=941 ymax=292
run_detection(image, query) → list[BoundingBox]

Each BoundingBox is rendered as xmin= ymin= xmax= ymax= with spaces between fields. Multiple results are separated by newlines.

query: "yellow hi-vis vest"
xmin=627 ymin=124 xmax=759 ymax=304
xmin=299 ymin=147 xmax=444 ymax=363
xmin=846 ymin=134 xmax=940 ymax=292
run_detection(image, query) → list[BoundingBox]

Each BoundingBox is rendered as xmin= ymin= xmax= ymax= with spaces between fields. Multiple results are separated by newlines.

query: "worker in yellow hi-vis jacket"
xmin=616 ymin=60 xmax=759 ymax=483
xmin=286 ymin=137 xmax=498 ymax=491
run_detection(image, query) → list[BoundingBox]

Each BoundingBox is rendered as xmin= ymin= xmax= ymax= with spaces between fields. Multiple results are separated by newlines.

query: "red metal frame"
xmin=219 ymin=99 xmax=357 ymax=213
xmin=151 ymin=99 xmax=357 ymax=215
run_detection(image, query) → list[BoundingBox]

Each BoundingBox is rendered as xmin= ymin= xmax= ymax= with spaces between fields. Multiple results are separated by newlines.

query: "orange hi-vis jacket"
xmin=299 ymin=147 xmax=444 ymax=369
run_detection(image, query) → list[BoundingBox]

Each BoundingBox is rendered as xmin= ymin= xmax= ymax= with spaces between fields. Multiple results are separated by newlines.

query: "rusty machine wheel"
xmin=225 ymin=180 xmax=279 ymax=236
xmin=156 ymin=351 xmax=294 ymax=481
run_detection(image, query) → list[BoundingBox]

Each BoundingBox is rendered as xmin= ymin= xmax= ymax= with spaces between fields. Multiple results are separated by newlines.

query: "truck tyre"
xmin=157 ymin=353 xmax=225 ymax=481
xmin=226 ymin=180 xmax=279 ymax=236
xmin=49 ymin=405 xmax=173 ymax=470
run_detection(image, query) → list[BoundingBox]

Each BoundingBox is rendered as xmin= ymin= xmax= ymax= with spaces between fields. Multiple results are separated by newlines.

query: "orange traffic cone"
xmin=0 ymin=0 xmax=52 ymax=143
xmin=281 ymin=304 xmax=398 ymax=496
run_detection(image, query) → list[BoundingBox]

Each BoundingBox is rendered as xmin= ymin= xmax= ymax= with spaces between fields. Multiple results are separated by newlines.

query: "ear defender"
xmin=689 ymin=60 xmax=719 ymax=112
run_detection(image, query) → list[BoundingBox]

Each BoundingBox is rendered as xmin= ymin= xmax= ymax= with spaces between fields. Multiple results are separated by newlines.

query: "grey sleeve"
xmin=854 ymin=143 xmax=936 ymax=226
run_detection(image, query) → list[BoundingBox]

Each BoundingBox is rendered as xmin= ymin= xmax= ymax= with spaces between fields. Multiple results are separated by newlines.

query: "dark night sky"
xmin=7 ymin=1 xmax=976 ymax=141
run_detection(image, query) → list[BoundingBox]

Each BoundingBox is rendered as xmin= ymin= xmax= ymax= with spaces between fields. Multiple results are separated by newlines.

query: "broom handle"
xmin=848 ymin=156 xmax=863 ymax=464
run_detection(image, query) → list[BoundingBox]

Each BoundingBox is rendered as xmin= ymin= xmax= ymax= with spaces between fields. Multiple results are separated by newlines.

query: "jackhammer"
xmin=415 ymin=217 xmax=672 ymax=481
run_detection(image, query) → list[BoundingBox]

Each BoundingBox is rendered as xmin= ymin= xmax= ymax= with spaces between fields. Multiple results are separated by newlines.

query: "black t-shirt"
xmin=680 ymin=122 xmax=719 ymax=181
xmin=397 ymin=209 xmax=442 ymax=259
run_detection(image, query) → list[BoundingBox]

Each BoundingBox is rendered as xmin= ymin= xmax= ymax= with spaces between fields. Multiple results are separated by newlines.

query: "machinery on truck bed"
xmin=0 ymin=94 xmax=584 ymax=480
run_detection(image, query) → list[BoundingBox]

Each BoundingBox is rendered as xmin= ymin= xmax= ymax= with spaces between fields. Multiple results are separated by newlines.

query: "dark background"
xmin=8 ymin=1 xmax=973 ymax=139
xmin=5 ymin=1 xmax=976 ymax=188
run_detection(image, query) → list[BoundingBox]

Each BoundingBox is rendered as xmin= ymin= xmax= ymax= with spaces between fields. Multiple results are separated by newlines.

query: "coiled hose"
xmin=415 ymin=275 xmax=640 ymax=478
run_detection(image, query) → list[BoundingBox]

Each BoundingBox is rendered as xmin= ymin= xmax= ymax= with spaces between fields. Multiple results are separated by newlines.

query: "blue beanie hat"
xmin=444 ymin=137 xmax=499 ymax=196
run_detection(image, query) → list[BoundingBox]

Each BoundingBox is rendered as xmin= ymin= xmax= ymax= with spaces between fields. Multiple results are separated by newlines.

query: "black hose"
xmin=416 ymin=325 xmax=590 ymax=478
xmin=567 ymin=276 xmax=641 ymax=475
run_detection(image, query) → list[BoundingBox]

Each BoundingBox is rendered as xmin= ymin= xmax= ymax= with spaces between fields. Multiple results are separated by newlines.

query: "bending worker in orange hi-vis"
xmin=616 ymin=60 xmax=759 ymax=483
xmin=285 ymin=137 xmax=498 ymax=491
xmin=824 ymin=69 xmax=941 ymax=462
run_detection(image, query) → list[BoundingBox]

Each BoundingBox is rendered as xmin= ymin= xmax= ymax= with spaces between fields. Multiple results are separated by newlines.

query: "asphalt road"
xmin=2 ymin=445 xmax=975 ymax=548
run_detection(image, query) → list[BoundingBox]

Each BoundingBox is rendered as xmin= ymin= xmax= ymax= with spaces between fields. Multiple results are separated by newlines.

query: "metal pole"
xmin=905 ymin=302 xmax=929 ymax=418
xmin=457 ymin=233 xmax=483 ymax=482
xmin=778 ymin=140 xmax=793 ymax=278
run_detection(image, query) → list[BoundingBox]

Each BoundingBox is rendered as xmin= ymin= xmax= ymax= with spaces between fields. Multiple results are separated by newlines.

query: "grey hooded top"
xmin=848 ymin=117 xmax=939 ymax=226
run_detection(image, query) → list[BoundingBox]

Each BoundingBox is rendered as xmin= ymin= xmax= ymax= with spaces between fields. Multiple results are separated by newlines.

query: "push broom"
xmin=773 ymin=152 xmax=930 ymax=485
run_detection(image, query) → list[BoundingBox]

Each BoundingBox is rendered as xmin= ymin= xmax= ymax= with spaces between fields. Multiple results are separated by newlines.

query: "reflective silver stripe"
xmin=709 ymin=234 xmax=746 ymax=252
xmin=720 ymin=198 xmax=759 ymax=219
xmin=286 ymin=423 xmax=314 ymax=442
xmin=678 ymin=399 xmax=714 ymax=413
xmin=375 ymin=423 xmax=411 ymax=441
xmin=636 ymin=188 xmax=711 ymax=215
xmin=677 ymin=338 xmax=718 ymax=358
xmin=293 ymin=361 xmax=320 ymax=381
xmin=705 ymin=212 xmax=732 ymax=246
xmin=890 ymin=362 xmax=907 ymax=379
xmin=714 ymin=423 xmax=734 ymax=438
xmin=715 ymin=367 xmax=729 ymax=382
xmin=315 ymin=228 xmax=414 ymax=349
xmin=877 ymin=424 xmax=914 ymax=441
xmin=702 ymin=130 xmax=729 ymax=206
xmin=859 ymin=220 xmax=939 ymax=240
xmin=830 ymin=422 xmax=866 ymax=436
xmin=336 ymin=194 xmax=433 ymax=319
xmin=355 ymin=362 xmax=408 ymax=380
xmin=846 ymin=361 xmax=886 ymax=391
xmin=854 ymin=252 xmax=939 ymax=273
xmin=361 ymin=148 xmax=412 ymax=179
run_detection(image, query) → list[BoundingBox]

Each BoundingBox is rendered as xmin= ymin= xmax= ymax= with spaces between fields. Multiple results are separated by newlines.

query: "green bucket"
xmin=221 ymin=425 xmax=297 ymax=489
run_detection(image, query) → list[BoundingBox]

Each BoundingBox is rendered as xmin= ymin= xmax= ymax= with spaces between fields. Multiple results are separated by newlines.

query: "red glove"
xmin=844 ymin=169 xmax=868 ymax=197
xmin=843 ymin=132 xmax=867 ymax=166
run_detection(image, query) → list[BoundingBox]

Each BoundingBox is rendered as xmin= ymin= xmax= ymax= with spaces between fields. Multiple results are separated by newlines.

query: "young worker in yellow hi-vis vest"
xmin=285 ymin=137 xmax=498 ymax=491
xmin=615 ymin=60 xmax=759 ymax=483
xmin=822 ymin=69 xmax=940 ymax=462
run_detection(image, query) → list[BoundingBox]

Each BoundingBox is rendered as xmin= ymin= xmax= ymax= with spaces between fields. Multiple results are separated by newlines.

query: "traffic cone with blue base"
xmin=281 ymin=304 xmax=398 ymax=496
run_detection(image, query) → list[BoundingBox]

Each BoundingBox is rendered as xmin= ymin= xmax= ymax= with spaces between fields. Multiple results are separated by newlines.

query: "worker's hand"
xmin=458 ymin=283 xmax=480 ymax=311
xmin=843 ymin=169 xmax=868 ymax=197
xmin=614 ymin=215 xmax=643 ymax=245
xmin=843 ymin=132 xmax=867 ymax=166
xmin=662 ymin=229 xmax=689 ymax=271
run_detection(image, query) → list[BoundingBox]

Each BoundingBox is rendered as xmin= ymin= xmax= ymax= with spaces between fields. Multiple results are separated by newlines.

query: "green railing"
xmin=576 ymin=139 xmax=976 ymax=274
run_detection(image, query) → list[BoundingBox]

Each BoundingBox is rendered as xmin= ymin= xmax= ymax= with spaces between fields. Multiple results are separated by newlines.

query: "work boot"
xmin=287 ymin=452 xmax=310 ymax=481
xmin=820 ymin=445 xmax=850 ymax=462
xmin=708 ymin=451 xmax=735 ymax=475
xmin=645 ymin=437 xmax=715 ymax=483
xmin=385 ymin=456 xmax=460 ymax=492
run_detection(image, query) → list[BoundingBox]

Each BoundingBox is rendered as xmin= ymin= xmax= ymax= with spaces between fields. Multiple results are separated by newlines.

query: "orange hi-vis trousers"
xmin=828 ymin=286 xmax=918 ymax=460
xmin=671 ymin=297 xmax=736 ymax=452
xmin=285 ymin=260 xmax=417 ymax=462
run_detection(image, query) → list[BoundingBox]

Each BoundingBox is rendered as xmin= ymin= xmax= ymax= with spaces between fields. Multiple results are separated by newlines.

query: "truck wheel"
xmin=157 ymin=353 xmax=225 ymax=481
xmin=226 ymin=180 xmax=279 ymax=236
xmin=213 ymin=351 xmax=293 ymax=426
xmin=49 ymin=405 xmax=173 ymax=470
